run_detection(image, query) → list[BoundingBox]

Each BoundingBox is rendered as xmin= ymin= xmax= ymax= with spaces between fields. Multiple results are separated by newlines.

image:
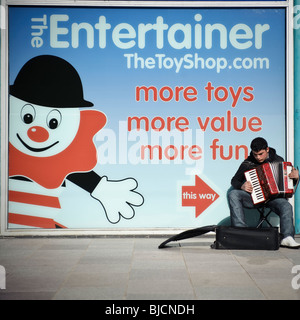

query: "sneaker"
xmin=280 ymin=236 xmax=300 ymax=249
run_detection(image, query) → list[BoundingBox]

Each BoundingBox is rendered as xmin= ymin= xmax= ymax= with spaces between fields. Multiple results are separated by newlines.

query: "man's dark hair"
xmin=250 ymin=137 xmax=268 ymax=152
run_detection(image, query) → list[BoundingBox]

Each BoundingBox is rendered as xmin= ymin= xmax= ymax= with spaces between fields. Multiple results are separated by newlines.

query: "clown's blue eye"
xmin=47 ymin=109 xmax=61 ymax=129
xmin=21 ymin=104 xmax=35 ymax=124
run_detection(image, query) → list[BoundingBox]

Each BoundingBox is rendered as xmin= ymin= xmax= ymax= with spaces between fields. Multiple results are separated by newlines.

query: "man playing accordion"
xmin=228 ymin=137 xmax=300 ymax=249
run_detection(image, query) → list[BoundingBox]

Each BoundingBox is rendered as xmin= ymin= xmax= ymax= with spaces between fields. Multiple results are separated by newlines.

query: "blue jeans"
xmin=228 ymin=189 xmax=295 ymax=238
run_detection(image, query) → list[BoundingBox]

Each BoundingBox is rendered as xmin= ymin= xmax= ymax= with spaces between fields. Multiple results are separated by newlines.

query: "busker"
xmin=228 ymin=137 xmax=300 ymax=249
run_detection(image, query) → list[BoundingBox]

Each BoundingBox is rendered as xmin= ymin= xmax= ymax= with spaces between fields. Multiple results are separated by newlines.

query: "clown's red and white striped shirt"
xmin=8 ymin=178 xmax=66 ymax=229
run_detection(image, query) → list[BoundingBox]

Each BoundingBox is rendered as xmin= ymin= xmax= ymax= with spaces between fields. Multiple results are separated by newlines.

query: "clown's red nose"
xmin=27 ymin=126 xmax=49 ymax=142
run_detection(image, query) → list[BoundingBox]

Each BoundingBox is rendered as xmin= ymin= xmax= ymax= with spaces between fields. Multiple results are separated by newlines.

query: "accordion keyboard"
xmin=244 ymin=169 xmax=266 ymax=204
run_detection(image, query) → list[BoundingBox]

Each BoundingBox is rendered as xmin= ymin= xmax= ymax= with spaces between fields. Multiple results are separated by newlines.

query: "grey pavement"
xmin=0 ymin=235 xmax=300 ymax=300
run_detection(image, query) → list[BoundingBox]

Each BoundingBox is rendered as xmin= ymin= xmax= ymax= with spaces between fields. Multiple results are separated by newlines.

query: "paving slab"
xmin=0 ymin=236 xmax=299 ymax=300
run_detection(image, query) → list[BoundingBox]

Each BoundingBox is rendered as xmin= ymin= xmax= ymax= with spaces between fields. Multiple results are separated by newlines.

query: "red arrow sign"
xmin=182 ymin=176 xmax=219 ymax=218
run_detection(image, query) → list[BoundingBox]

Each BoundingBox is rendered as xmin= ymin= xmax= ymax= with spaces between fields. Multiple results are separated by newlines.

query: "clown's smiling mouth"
xmin=17 ymin=134 xmax=59 ymax=152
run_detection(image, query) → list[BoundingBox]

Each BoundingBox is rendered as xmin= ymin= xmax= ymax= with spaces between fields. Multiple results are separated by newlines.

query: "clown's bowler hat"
xmin=10 ymin=55 xmax=93 ymax=108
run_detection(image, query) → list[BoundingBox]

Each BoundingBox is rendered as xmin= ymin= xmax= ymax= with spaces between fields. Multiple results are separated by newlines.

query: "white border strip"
xmin=4 ymin=0 xmax=291 ymax=7
xmin=0 ymin=0 xmax=9 ymax=237
xmin=287 ymin=0 xmax=294 ymax=163
xmin=0 ymin=0 xmax=292 ymax=236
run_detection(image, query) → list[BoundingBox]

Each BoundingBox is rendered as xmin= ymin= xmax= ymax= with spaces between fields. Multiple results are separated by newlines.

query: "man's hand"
xmin=289 ymin=167 xmax=299 ymax=180
xmin=241 ymin=181 xmax=253 ymax=193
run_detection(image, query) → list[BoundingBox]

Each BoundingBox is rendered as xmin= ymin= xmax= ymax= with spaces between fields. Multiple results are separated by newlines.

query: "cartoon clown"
xmin=8 ymin=55 xmax=144 ymax=228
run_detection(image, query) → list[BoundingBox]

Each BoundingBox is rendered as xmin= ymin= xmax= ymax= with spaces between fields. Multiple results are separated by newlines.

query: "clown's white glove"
xmin=91 ymin=176 xmax=144 ymax=223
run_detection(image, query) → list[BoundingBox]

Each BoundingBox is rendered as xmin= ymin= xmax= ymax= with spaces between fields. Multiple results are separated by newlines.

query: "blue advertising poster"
xmin=8 ymin=6 xmax=286 ymax=229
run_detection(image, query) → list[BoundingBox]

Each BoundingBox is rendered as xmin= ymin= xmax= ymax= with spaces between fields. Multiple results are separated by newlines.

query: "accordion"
xmin=244 ymin=161 xmax=294 ymax=204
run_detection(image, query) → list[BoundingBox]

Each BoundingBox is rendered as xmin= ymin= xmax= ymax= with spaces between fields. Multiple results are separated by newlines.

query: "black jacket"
xmin=231 ymin=147 xmax=284 ymax=190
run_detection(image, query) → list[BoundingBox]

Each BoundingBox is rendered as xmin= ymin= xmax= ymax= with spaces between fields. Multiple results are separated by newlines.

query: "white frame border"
xmin=0 ymin=0 xmax=294 ymax=236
